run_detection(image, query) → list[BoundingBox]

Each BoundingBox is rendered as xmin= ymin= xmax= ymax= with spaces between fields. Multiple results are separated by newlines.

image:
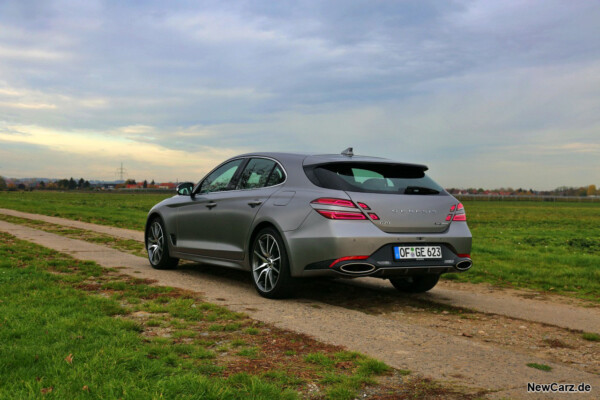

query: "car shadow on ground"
xmin=175 ymin=262 xmax=454 ymax=314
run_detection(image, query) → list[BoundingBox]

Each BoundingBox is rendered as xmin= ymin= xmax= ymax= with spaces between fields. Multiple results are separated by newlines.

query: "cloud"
xmin=0 ymin=1 xmax=598 ymax=189
xmin=0 ymin=123 xmax=247 ymax=181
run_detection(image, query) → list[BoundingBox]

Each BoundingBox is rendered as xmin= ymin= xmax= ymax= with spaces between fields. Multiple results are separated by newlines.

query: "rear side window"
xmin=304 ymin=162 xmax=444 ymax=195
xmin=237 ymin=158 xmax=285 ymax=190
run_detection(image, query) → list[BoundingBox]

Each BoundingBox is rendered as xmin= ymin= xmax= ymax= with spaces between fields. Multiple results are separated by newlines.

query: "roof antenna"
xmin=341 ymin=147 xmax=354 ymax=157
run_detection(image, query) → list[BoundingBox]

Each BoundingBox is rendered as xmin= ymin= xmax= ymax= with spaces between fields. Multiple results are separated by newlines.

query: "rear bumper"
xmin=283 ymin=211 xmax=472 ymax=278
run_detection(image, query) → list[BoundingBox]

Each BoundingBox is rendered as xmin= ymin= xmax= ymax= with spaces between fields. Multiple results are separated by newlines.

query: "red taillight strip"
xmin=457 ymin=203 xmax=464 ymax=211
xmin=357 ymin=202 xmax=370 ymax=210
xmin=453 ymin=214 xmax=466 ymax=221
xmin=316 ymin=210 xmax=367 ymax=220
xmin=311 ymin=198 xmax=356 ymax=208
xmin=457 ymin=254 xmax=470 ymax=258
xmin=329 ymin=255 xmax=369 ymax=268
xmin=368 ymin=213 xmax=380 ymax=220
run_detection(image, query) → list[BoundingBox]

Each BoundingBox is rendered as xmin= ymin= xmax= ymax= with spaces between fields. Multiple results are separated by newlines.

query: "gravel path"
xmin=0 ymin=208 xmax=143 ymax=241
xmin=2 ymin=219 xmax=598 ymax=399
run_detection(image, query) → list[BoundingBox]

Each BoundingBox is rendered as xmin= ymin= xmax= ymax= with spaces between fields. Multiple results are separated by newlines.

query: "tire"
xmin=250 ymin=227 xmax=293 ymax=299
xmin=390 ymin=274 xmax=439 ymax=293
xmin=147 ymin=217 xmax=179 ymax=270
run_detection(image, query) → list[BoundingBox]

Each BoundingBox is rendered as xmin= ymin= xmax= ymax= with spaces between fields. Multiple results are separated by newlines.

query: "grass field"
xmin=0 ymin=191 xmax=598 ymax=302
xmin=5 ymin=232 xmax=457 ymax=399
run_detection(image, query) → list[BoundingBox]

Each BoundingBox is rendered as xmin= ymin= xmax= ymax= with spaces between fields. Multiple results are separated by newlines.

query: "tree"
xmin=68 ymin=177 xmax=77 ymax=190
xmin=151 ymin=179 xmax=155 ymax=185
xmin=84 ymin=180 xmax=90 ymax=189
xmin=39 ymin=181 xmax=46 ymax=189
xmin=143 ymin=180 xmax=148 ymax=188
xmin=125 ymin=179 xmax=136 ymax=185
xmin=0 ymin=176 xmax=6 ymax=190
xmin=588 ymin=185 xmax=597 ymax=196
xmin=78 ymin=178 xmax=85 ymax=188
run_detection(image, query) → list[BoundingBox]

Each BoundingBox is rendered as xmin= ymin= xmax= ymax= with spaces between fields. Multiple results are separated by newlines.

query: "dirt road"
xmin=1 ymin=215 xmax=598 ymax=399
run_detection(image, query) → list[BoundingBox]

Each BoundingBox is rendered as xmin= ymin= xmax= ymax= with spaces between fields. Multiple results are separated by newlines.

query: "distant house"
xmin=126 ymin=183 xmax=145 ymax=189
xmin=158 ymin=182 xmax=176 ymax=190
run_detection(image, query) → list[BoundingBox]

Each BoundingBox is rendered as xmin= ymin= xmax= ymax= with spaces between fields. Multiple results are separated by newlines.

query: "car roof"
xmin=236 ymin=152 xmax=428 ymax=171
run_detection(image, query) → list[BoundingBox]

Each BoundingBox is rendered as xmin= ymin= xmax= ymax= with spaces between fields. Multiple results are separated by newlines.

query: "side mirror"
xmin=176 ymin=182 xmax=194 ymax=196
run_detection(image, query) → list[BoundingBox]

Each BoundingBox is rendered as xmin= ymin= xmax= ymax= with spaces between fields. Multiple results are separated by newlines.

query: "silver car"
xmin=145 ymin=149 xmax=472 ymax=298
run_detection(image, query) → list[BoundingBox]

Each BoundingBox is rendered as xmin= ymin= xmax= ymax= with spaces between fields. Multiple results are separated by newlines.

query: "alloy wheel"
xmin=252 ymin=233 xmax=281 ymax=292
xmin=147 ymin=221 xmax=164 ymax=265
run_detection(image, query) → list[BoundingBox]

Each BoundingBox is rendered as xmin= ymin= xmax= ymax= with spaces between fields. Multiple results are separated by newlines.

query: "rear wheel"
xmin=390 ymin=274 xmax=439 ymax=293
xmin=251 ymin=228 xmax=293 ymax=299
xmin=147 ymin=218 xmax=178 ymax=270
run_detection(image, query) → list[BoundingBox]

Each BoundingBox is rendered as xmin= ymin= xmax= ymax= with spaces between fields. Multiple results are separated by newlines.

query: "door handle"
xmin=247 ymin=200 xmax=263 ymax=208
xmin=206 ymin=202 xmax=217 ymax=209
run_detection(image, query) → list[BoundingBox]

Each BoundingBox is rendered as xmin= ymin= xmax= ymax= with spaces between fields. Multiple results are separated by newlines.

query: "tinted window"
xmin=304 ymin=162 xmax=444 ymax=195
xmin=266 ymin=164 xmax=285 ymax=186
xmin=199 ymin=159 xmax=244 ymax=193
xmin=237 ymin=158 xmax=277 ymax=190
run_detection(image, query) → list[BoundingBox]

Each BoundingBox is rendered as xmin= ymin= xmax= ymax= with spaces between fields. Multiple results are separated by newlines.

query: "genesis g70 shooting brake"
xmin=145 ymin=149 xmax=472 ymax=298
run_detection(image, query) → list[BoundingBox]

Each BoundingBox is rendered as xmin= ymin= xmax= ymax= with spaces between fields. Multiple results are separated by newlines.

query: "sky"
xmin=0 ymin=0 xmax=599 ymax=189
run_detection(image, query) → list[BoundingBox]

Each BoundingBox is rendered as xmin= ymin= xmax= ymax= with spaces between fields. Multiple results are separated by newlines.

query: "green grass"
xmin=2 ymin=192 xmax=598 ymax=302
xmin=582 ymin=332 xmax=600 ymax=342
xmin=442 ymin=201 xmax=600 ymax=302
xmin=0 ymin=231 xmax=404 ymax=399
xmin=0 ymin=191 xmax=170 ymax=230
xmin=526 ymin=363 xmax=553 ymax=372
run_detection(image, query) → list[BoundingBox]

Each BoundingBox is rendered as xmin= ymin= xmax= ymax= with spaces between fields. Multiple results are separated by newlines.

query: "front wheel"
xmin=251 ymin=228 xmax=293 ymax=299
xmin=390 ymin=274 xmax=439 ymax=293
xmin=147 ymin=218 xmax=178 ymax=270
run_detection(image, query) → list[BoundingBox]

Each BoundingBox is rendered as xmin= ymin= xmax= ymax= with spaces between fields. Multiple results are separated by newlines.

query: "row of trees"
xmin=447 ymin=185 xmax=599 ymax=197
xmin=0 ymin=176 xmax=162 ymax=191
xmin=0 ymin=176 xmax=91 ymax=191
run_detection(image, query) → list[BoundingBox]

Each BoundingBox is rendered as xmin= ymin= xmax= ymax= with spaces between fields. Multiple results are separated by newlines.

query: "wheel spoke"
xmin=268 ymin=269 xmax=275 ymax=289
xmin=269 ymin=240 xmax=275 ymax=256
xmin=253 ymin=262 xmax=268 ymax=272
xmin=258 ymin=239 xmax=268 ymax=258
xmin=258 ymin=268 xmax=268 ymax=283
xmin=254 ymin=251 xmax=267 ymax=263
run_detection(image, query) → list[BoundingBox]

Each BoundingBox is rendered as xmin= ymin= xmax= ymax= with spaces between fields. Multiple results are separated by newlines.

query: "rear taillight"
xmin=311 ymin=198 xmax=356 ymax=207
xmin=312 ymin=198 xmax=369 ymax=220
xmin=368 ymin=213 xmax=380 ymax=220
xmin=452 ymin=203 xmax=466 ymax=221
xmin=316 ymin=210 xmax=367 ymax=220
xmin=357 ymin=202 xmax=370 ymax=210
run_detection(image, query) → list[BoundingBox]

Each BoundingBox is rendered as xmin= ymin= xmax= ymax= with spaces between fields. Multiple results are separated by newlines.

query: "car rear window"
xmin=304 ymin=162 xmax=445 ymax=195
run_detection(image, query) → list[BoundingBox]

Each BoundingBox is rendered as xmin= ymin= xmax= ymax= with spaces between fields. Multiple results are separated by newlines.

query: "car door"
xmin=208 ymin=157 xmax=285 ymax=260
xmin=175 ymin=158 xmax=246 ymax=256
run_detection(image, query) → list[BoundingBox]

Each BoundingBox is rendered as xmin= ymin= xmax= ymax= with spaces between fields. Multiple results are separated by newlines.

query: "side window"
xmin=266 ymin=165 xmax=285 ymax=186
xmin=237 ymin=158 xmax=277 ymax=190
xmin=199 ymin=159 xmax=244 ymax=194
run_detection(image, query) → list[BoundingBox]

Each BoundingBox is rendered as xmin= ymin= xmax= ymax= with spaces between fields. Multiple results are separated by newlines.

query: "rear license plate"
xmin=394 ymin=246 xmax=442 ymax=260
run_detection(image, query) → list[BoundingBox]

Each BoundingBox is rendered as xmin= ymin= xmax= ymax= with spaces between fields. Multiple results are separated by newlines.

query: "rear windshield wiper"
xmin=404 ymin=186 xmax=439 ymax=195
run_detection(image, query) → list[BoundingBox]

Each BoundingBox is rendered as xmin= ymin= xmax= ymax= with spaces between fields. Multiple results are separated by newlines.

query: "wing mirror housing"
xmin=176 ymin=182 xmax=194 ymax=196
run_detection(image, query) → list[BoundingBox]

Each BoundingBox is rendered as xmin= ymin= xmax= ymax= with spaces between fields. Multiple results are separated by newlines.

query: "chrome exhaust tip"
xmin=339 ymin=263 xmax=376 ymax=274
xmin=455 ymin=260 xmax=472 ymax=271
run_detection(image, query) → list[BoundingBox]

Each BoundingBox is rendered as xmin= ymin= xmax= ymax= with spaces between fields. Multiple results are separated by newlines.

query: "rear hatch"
xmin=344 ymin=192 xmax=455 ymax=233
xmin=303 ymin=158 xmax=455 ymax=233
